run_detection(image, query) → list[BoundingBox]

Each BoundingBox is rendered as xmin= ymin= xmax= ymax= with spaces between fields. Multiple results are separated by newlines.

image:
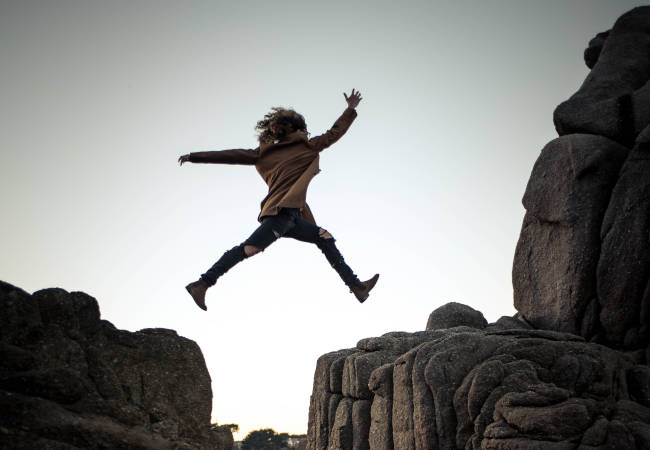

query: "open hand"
xmin=178 ymin=154 xmax=190 ymax=165
xmin=344 ymin=89 xmax=362 ymax=109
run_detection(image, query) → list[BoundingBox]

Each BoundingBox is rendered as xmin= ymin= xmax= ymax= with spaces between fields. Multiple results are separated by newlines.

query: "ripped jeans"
xmin=200 ymin=208 xmax=359 ymax=287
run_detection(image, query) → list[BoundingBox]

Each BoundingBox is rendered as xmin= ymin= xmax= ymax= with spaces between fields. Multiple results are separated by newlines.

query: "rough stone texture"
xmin=554 ymin=6 xmax=650 ymax=145
xmin=368 ymin=364 xmax=393 ymax=450
xmin=329 ymin=398 xmax=354 ymax=450
xmin=486 ymin=315 xmax=533 ymax=332
xmin=513 ymin=6 xmax=650 ymax=349
xmin=352 ymin=400 xmax=371 ymax=450
xmin=583 ymin=31 xmax=610 ymax=70
xmin=512 ymin=134 xmax=628 ymax=336
xmin=308 ymin=7 xmax=650 ymax=450
xmin=0 ymin=280 xmax=231 ymax=450
xmin=425 ymin=302 xmax=487 ymax=331
xmin=307 ymin=326 xmax=650 ymax=450
xmin=308 ymin=349 xmax=357 ymax=450
xmin=597 ymin=127 xmax=650 ymax=347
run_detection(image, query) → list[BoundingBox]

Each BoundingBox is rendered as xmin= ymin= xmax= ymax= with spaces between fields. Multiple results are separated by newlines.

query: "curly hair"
xmin=255 ymin=107 xmax=307 ymax=144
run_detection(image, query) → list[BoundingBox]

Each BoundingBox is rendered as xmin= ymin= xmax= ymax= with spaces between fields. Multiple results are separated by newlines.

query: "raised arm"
xmin=178 ymin=148 xmax=260 ymax=166
xmin=308 ymin=89 xmax=362 ymax=152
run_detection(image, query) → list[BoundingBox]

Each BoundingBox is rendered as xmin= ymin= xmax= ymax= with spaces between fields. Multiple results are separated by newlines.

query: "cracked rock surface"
xmin=307 ymin=6 xmax=650 ymax=450
xmin=307 ymin=307 xmax=650 ymax=450
xmin=0 ymin=280 xmax=232 ymax=450
xmin=516 ymin=6 xmax=650 ymax=348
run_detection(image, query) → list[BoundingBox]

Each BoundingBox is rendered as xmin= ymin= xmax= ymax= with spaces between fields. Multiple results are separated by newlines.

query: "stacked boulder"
xmin=514 ymin=5 xmax=650 ymax=348
xmin=307 ymin=306 xmax=649 ymax=449
xmin=0 ymin=281 xmax=232 ymax=450
xmin=307 ymin=6 xmax=650 ymax=450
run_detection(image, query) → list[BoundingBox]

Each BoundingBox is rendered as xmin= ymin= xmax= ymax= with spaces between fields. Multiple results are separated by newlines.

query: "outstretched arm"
xmin=308 ymin=89 xmax=362 ymax=152
xmin=178 ymin=148 xmax=260 ymax=166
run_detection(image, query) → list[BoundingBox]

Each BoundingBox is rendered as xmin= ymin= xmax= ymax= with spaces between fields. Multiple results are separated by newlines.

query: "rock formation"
xmin=515 ymin=5 xmax=650 ymax=348
xmin=0 ymin=280 xmax=233 ymax=450
xmin=307 ymin=6 xmax=650 ymax=450
xmin=308 ymin=315 xmax=649 ymax=450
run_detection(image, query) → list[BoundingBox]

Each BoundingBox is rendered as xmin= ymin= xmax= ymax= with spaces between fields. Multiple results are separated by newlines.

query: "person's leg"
xmin=202 ymin=212 xmax=299 ymax=283
xmin=187 ymin=212 xmax=297 ymax=310
xmin=286 ymin=218 xmax=379 ymax=302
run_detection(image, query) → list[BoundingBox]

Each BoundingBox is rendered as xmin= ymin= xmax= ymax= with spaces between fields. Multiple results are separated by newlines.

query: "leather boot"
xmin=186 ymin=279 xmax=210 ymax=311
xmin=350 ymin=274 xmax=380 ymax=303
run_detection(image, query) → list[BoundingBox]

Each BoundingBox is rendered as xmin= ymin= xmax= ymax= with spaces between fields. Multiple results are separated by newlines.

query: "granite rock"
xmin=425 ymin=302 xmax=487 ymax=331
xmin=513 ymin=134 xmax=628 ymax=336
xmin=554 ymin=6 xmax=650 ymax=145
xmin=307 ymin=327 xmax=649 ymax=450
xmin=0 ymin=280 xmax=231 ymax=450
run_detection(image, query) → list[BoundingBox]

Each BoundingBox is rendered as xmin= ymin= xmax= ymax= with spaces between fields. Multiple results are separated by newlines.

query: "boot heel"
xmin=351 ymin=274 xmax=380 ymax=303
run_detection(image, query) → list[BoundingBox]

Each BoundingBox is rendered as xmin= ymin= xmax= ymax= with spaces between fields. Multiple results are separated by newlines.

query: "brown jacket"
xmin=189 ymin=107 xmax=357 ymax=224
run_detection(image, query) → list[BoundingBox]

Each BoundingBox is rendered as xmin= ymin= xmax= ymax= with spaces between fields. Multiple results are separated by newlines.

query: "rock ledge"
xmin=0 ymin=280 xmax=232 ymax=450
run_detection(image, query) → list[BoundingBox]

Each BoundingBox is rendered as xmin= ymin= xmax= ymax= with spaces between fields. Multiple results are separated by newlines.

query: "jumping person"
xmin=178 ymin=89 xmax=379 ymax=311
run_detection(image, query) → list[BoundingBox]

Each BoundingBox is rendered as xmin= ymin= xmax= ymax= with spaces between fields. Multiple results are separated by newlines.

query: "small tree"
xmin=241 ymin=428 xmax=289 ymax=450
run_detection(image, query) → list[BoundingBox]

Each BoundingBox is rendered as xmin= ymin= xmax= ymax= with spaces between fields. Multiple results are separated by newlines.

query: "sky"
xmin=1 ymin=0 xmax=645 ymax=440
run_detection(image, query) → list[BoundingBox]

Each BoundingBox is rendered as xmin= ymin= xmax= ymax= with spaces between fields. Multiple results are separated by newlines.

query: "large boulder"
xmin=513 ymin=6 xmax=650 ymax=350
xmin=0 ymin=280 xmax=231 ymax=450
xmin=307 ymin=332 xmax=453 ymax=450
xmin=553 ymin=6 xmax=650 ymax=145
xmin=597 ymin=127 xmax=650 ymax=347
xmin=512 ymin=134 xmax=628 ymax=336
xmin=307 ymin=324 xmax=650 ymax=450
xmin=307 ymin=7 xmax=650 ymax=450
xmin=425 ymin=302 xmax=487 ymax=331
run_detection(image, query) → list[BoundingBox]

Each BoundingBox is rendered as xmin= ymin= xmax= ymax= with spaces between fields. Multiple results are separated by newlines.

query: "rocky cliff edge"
xmin=307 ymin=6 xmax=650 ymax=450
xmin=0 ymin=280 xmax=232 ymax=450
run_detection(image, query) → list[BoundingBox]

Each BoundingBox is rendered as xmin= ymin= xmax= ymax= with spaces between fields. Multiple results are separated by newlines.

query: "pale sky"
xmin=1 ymin=0 xmax=644 ymax=439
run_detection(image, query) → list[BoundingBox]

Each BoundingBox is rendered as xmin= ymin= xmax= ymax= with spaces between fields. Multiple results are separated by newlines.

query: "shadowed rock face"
xmin=308 ymin=6 xmax=650 ymax=450
xmin=306 ymin=308 xmax=650 ymax=450
xmin=0 ymin=280 xmax=232 ymax=450
xmin=554 ymin=6 xmax=650 ymax=146
xmin=514 ymin=6 xmax=650 ymax=349
xmin=512 ymin=134 xmax=628 ymax=337
xmin=597 ymin=127 xmax=650 ymax=347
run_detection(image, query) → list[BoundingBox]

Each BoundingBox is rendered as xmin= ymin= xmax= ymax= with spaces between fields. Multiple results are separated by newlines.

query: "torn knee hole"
xmin=319 ymin=228 xmax=333 ymax=239
xmin=272 ymin=229 xmax=281 ymax=238
xmin=244 ymin=245 xmax=262 ymax=257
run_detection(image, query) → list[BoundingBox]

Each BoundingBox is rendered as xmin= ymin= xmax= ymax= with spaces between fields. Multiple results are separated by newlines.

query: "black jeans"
xmin=201 ymin=208 xmax=359 ymax=287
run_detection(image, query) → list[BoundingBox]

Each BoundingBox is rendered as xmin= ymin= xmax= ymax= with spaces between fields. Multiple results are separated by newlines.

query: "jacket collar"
xmin=260 ymin=130 xmax=308 ymax=152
